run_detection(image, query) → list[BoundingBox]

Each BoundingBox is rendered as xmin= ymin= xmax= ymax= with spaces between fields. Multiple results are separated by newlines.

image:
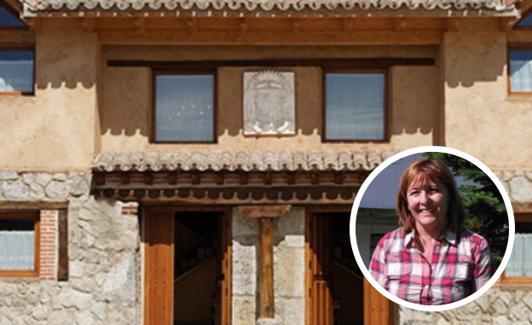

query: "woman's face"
xmin=406 ymin=179 xmax=449 ymax=232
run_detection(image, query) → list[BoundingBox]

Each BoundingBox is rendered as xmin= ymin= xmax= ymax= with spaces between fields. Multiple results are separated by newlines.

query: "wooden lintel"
xmin=108 ymin=57 xmax=435 ymax=69
xmin=81 ymin=18 xmax=96 ymax=32
xmin=499 ymin=17 xmax=518 ymax=32
xmin=393 ymin=18 xmax=407 ymax=31
xmin=0 ymin=30 xmax=35 ymax=44
xmin=513 ymin=202 xmax=532 ymax=214
xmin=134 ymin=17 xmax=147 ymax=33
xmin=238 ymin=205 xmax=291 ymax=219
xmin=98 ymin=30 xmax=442 ymax=45
xmin=446 ymin=19 xmax=461 ymax=31
xmin=259 ymin=217 xmax=275 ymax=319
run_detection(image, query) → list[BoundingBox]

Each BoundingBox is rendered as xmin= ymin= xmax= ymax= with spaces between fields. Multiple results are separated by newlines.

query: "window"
xmin=324 ymin=71 xmax=386 ymax=141
xmin=0 ymin=2 xmax=25 ymax=29
xmin=0 ymin=211 xmax=39 ymax=276
xmin=154 ymin=72 xmax=215 ymax=143
xmin=515 ymin=10 xmax=532 ymax=28
xmin=0 ymin=49 xmax=34 ymax=94
xmin=508 ymin=49 xmax=532 ymax=94
xmin=500 ymin=214 xmax=532 ymax=284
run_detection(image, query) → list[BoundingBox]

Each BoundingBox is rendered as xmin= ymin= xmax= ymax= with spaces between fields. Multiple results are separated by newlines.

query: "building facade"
xmin=0 ymin=0 xmax=532 ymax=324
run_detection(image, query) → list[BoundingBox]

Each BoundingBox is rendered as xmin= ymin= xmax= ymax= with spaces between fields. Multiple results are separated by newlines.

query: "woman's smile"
xmin=406 ymin=181 xmax=449 ymax=230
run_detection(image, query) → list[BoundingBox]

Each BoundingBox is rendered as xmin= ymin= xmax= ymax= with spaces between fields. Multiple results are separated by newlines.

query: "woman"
xmin=369 ymin=159 xmax=492 ymax=305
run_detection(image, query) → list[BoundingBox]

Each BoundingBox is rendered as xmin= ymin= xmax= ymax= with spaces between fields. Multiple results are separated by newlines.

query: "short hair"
xmin=396 ymin=159 xmax=465 ymax=234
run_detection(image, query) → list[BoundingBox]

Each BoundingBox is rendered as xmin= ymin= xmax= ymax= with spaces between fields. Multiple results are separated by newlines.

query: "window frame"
xmin=151 ymin=69 xmax=217 ymax=144
xmin=499 ymin=213 xmax=532 ymax=285
xmin=0 ymin=210 xmax=40 ymax=277
xmin=0 ymin=45 xmax=36 ymax=96
xmin=507 ymin=45 xmax=532 ymax=96
xmin=0 ymin=0 xmax=27 ymax=30
xmin=514 ymin=8 xmax=532 ymax=30
xmin=322 ymin=68 xmax=390 ymax=143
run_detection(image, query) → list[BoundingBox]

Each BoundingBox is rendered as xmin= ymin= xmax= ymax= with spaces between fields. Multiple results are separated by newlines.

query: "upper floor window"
xmin=509 ymin=49 xmax=532 ymax=94
xmin=0 ymin=49 xmax=34 ymax=94
xmin=0 ymin=3 xmax=25 ymax=29
xmin=154 ymin=72 xmax=215 ymax=143
xmin=0 ymin=211 xmax=39 ymax=277
xmin=324 ymin=71 xmax=386 ymax=141
xmin=515 ymin=10 xmax=532 ymax=28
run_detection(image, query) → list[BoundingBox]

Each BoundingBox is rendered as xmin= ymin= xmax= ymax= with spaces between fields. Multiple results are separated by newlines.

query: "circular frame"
xmin=349 ymin=146 xmax=515 ymax=312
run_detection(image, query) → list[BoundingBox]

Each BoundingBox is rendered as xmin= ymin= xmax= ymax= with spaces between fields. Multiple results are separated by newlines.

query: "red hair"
xmin=396 ymin=159 xmax=464 ymax=234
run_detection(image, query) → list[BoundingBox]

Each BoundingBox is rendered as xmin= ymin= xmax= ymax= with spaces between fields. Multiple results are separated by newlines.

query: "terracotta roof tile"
xmin=25 ymin=0 xmax=515 ymax=13
xmin=93 ymin=150 xmax=393 ymax=172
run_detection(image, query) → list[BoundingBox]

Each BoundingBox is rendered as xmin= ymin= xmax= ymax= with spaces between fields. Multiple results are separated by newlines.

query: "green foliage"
xmin=423 ymin=153 xmax=508 ymax=268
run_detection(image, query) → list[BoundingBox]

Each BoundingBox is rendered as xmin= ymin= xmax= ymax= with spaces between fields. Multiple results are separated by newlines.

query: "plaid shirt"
xmin=369 ymin=228 xmax=492 ymax=305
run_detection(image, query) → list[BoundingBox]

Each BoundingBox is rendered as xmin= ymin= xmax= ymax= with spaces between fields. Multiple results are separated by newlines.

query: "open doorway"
xmin=306 ymin=211 xmax=394 ymax=325
xmin=144 ymin=208 xmax=231 ymax=325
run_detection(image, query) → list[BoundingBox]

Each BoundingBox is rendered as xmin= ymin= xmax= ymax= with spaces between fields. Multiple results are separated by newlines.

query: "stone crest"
xmin=243 ymin=71 xmax=295 ymax=135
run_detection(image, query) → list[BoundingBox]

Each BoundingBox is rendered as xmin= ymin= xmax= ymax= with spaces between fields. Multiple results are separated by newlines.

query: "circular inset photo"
xmin=349 ymin=146 xmax=514 ymax=312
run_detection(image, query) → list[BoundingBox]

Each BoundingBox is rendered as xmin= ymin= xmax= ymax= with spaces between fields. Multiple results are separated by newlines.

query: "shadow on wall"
xmin=98 ymin=50 xmax=506 ymax=142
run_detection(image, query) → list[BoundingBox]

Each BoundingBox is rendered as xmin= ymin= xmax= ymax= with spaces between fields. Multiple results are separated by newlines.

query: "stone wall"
xmin=0 ymin=172 xmax=141 ymax=325
xmin=399 ymin=288 xmax=532 ymax=325
xmin=399 ymin=171 xmax=532 ymax=323
xmin=232 ymin=207 xmax=306 ymax=325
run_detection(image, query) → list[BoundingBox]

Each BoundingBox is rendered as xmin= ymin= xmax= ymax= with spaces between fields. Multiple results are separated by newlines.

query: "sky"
xmin=360 ymin=154 xmax=423 ymax=209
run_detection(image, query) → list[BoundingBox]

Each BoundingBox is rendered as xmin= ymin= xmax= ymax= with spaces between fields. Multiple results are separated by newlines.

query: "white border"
xmin=349 ymin=146 xmax=515 ymax=312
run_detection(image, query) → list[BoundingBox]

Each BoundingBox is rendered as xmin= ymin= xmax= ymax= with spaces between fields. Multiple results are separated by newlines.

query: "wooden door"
xmin=145 ymin=211 xmax=174 ymax=325
xmin=363 ymin=279 xmax=394 ymax=325
xmin=306 ymin=214 xmax=333 ymax=325
xmin=217 ymin=211 xmax=232 ymax=325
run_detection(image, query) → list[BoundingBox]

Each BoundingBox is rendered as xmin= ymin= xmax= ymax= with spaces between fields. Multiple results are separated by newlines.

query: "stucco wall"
xmin=0 ymin=21 xmax=99 ymax=171
xmin=442 ymin=28 xmax=532 ymax=170
xmin=101 ymin=46 xmax=439 ymax=153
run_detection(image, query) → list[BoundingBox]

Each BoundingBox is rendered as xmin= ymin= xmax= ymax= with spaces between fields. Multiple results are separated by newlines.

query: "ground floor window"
xmin=0 ymin=210 xmax=39 ymax=276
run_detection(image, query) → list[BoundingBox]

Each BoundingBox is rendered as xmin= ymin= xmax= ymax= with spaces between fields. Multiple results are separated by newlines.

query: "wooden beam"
xmin=108 ymin=58 xmax=435 ymax=69
xmin=259 ymin=217 xmax=275 ymax=319
xmin=0 ymin=30 xmax=35 ymax=44
xmin=57 ymin=209 xmax=68 ymax=281
xmin=99 ymin=30 xmax=442 ymax=45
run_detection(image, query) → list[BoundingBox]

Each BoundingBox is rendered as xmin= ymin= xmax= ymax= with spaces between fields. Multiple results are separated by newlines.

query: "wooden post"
xmin=259 ymin=217 xmax=274 ymax=318
xmin=238 ymin=205 xmax=291 ymax=322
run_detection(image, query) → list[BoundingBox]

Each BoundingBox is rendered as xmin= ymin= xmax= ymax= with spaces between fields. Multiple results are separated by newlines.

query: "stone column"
xmin=238 ymin=205 xmax=291 ymax=325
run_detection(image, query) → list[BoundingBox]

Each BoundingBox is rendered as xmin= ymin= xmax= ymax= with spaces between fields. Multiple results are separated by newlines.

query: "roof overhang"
xmin=22 ymin=0 xmax=519 ymax=18
xmin=91 ymin=150 xmax=387 ymax=204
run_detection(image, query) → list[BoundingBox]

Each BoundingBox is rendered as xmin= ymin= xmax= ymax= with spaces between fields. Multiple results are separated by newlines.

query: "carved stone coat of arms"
xmin=243 ymin=71 xmax=295 ymax=135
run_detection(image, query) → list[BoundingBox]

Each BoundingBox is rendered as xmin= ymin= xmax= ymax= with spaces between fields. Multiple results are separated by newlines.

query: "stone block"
xmin=35 ymin=173 xmax=52 ymax=186
xmin=233 ymin=210 xmax=259 ymax=237
xmin=275 ymin=297 xmax=304 ymax=325
xmin=2 ymin=180 xmax=30 ymax=199
xmin=232 ymin=295 xmax=256 ymax=325
xmin=45 ymin=181 xmax=69 ymax=199
xmin=0 ymin=171 xmax=18 ymax=180
xmin=274 ymin=247 xmax=304 ymax=298
xmin=67 ymin=173 xmax=90 ymax=197
xmin=57 ymin=288 xmax=92 ymax=310
xmin=232 ymin=241 xmax=257 ymax=296
xmin=508 ymin=176 xmax=532 ymax=202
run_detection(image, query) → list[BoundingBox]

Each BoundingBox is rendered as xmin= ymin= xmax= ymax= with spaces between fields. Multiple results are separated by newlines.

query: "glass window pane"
xmin=506 ymin=233 xmax=532 ymax=276
xmin=326 ymin=73 xmax=385 ymax=140
xmin=0 ymin=6 xmax=25 ymax=28
xmin=0 ymin=50 xmax=34 ymax=93
xmin=155 ymin=74 xmax=214 ymax=142
xmin=0 ymin=219 xmax=35 ymax=270
xmin=510 ymin=50 xmax=532 ymax=92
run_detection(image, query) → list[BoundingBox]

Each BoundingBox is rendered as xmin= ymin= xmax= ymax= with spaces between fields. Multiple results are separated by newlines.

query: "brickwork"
xmin=39 ymin=210 xmax=58 ymax=280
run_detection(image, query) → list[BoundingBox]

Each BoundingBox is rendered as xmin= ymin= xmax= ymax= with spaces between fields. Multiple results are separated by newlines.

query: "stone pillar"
xmin=238 ymin=205 xmax=291 ymax=325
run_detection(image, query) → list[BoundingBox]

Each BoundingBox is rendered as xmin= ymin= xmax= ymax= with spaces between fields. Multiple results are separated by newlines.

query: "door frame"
xmin=142 ymin=206 xmax=232 ymax=325
xmin=305 ymin=206 xmax=393 ymax=325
